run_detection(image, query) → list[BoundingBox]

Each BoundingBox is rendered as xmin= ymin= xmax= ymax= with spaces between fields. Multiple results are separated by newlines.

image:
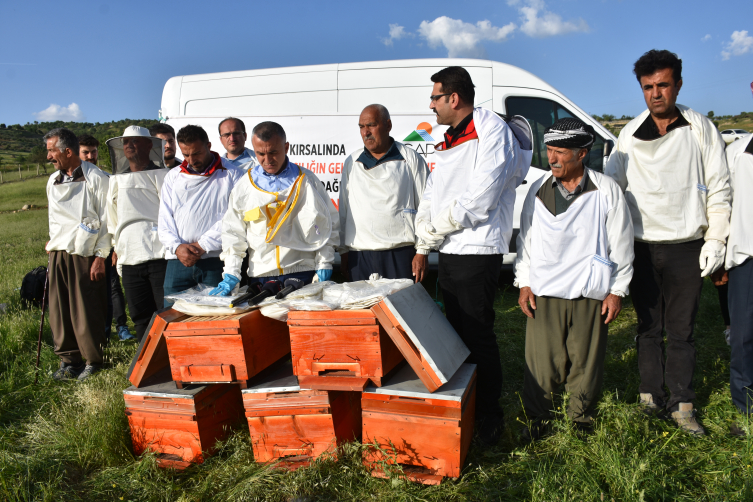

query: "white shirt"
xmin=46 ymin=161 xmax=111 ymax=258
xmin=338 ymin=141 xmax=430 ymax=253
xmin=605 ymin=104 xmax=731 ymax=244
xmin=158 ymin=156 xmax=244 ymax=260
xmin=725 ymin=134 xmax=753 ymax=269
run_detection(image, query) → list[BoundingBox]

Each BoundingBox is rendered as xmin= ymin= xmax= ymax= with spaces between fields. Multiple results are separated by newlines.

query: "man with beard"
xmin=150 ymin=123 xmax=182 ymax=168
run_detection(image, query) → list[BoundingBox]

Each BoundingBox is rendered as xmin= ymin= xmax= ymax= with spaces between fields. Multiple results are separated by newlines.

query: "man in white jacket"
xmin=44 ymin=128 xmax=110 ymax=381
xmin=415 ymin=66 xmax=532 ymax=446
xmin=724 ymin=134 xmax=753 ymax=436
xmin=212 ymin=121 xmax=339 ymax=296
xmin=605 ymin=50 xmax=731 ymax=435
xmin=106 ymin=126 xmax=169 ymax=341
xmin=515 ymin=118 xmax=634 ymax=439
xmin=159 ymin=125 xmax=245 ymax=300
xmin=339 ymin=104 xmax=431 ymax=281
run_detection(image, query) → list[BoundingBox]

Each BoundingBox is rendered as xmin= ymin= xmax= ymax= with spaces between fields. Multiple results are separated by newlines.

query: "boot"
xmin=639 ymin=393 xmax=661 ymax=416
xmin=670 ymin=403 xmax=705 ymax=435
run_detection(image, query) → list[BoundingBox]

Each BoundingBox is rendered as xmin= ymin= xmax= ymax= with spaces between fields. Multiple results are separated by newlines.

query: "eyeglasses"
xmin=429 ymin=93 xmax=452 ymax=102
xmin=220 ymin=131 xmax=245 ymax=139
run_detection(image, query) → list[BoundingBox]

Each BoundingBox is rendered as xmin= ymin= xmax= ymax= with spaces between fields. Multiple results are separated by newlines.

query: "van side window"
xmin=505 ymin=97 xmax=606 ymax=172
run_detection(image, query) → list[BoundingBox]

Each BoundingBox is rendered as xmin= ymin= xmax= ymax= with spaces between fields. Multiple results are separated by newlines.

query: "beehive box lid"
xmin=126 ymin=308 xmax=186 ymax=387
xmin=363 ymin=363 xmax=476 ymax=402
xmin=373 ymin=284 xmax=470 ymax=392
xmin=123 ymin=379 xmax=212 ymax=399
xmin=242 ymin=360 xmax=300 ymax=394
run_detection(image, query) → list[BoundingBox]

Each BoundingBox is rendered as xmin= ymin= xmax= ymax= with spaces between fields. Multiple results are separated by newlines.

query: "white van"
xmin=160 ymin=58 xmax=616 ymax=264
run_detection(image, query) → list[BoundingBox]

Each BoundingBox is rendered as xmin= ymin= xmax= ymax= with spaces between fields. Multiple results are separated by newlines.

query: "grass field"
xmin=0 ymin=180 xmax=751 ymax=501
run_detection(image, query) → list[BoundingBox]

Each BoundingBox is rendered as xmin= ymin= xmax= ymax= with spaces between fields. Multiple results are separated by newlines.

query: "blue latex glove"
xmin=209 ymin=274 xmax=240 ymax=296
xmin=316 ymin=269 xmax=332 ymax=282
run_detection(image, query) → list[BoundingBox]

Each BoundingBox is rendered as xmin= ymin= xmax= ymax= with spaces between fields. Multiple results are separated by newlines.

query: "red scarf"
xmin=179 ymin=151 xmax=225 ymax=176
xmin=436 ymin=118 xmax=478 ymax=151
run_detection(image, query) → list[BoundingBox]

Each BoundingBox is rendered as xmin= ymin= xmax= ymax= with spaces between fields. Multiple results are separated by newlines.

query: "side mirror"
xmin=603 ymin=140 xmax=614 ymax=159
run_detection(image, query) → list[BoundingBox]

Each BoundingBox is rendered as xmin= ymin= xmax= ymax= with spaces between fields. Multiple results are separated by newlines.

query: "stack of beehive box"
xmin=123 ymin=283 xmax=477 ymax=484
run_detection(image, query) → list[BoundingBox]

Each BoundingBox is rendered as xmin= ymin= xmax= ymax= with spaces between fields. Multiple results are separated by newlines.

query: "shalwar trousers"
xmin=347 ymin=245 xmax=416 ymax=281
xmin=632 ymin=239 xmax=704 ymax=410
xmin=439 ymin=253 xmax=504 ymax=420
xmin=163 ymin=257 xmax=224 ymax=307
xmin=728 ymin=258 xmax=753 ymax=415
xmin=523 ymin=296 xmax=608 ymax=423
xmin=105 ymin=250 xmax=128 ymax=333
xmin=120 ymin=259 xmax=167 ymax=341
xmin=48 ymin=250 xmax=105 ymax=365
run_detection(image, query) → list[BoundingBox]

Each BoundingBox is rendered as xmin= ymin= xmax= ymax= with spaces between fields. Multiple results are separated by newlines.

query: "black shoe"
xmin=52 ymin=362 xmax=85 ymax=381
xmin=77 ymin=364 xmax=102 ymax=381
xmin=731 ymin=423 xmax=748 ymax=437
xmin=475 ymin=415 xmax=504 ymax=447
xmin=521 ymin=420 xmax=548 ymax=442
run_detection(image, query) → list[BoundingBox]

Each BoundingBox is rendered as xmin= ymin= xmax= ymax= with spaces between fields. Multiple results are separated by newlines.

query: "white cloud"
xmin=509 ymin=0 xmax=588 ymax=38
xmin=722 ymin=30 xmax=753 ymax=60
xmin=382 ymin=24 xmax=411 ymax=46
xmin=701 ymin=34 xmax=711 ymax=42
xmin=33 ymin=103 xmax=84 ymax=122
xmin=417 ymin=17 xmax=516 ymax=58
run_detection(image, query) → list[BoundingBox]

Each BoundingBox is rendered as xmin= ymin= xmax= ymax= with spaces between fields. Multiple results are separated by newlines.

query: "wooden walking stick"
xmin=34 ymin=264 xmax=50 ymax=385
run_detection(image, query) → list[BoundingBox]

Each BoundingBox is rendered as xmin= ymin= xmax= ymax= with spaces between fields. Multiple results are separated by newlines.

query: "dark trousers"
xmin=728 ymin=258 xmax=753 ymax=415
xmin=348 ymin=245 xmax=416 ymax=281
xmin=105 ymin=250 xmax=128 ymax=332
xmin=48 ymin=251 xmax=105 ymax=365
xmin=121 ymin=259 xmax=167 ymax=341
xmin=163 ymin=257 xmax=224 ymax=307
xmin=439 ymin=253 xmax=503 ymax=420
xmin=715 ymin=283 xmax=731 ymax=326
xmin=632 ymin=239 xmax=704 ymax=409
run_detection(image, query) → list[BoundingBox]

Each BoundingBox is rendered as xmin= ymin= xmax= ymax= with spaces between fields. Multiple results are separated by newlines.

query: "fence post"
xmin=1 ymin=171 xmax=3 ymax=183
xmin=37 ymin=164 xmax=39 ymax=176
xmin=18 ymin=165 xmax=21 ymax=179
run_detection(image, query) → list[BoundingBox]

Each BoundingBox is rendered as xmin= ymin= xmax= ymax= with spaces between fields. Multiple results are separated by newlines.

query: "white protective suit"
xmin=46 ymin=161 xmax=111 ymax=258
xmin=605 ymin=104 xmax=731 ymax=244
xmin=158 ymin=157 xmax=245 ymax=260
xmin=416 ymin=108 xmax=532 ymax=254
xmin=725 ymin=135 xmax=753 ymax=270
xmin=107 ymin=168 xmax=169 ymax=274
xmin=514 ymin=169 xmax=635 ymax=300
xmin=338 ymin=141 xmax=430 ymax=254
xmin=221 ymin=164 xmax=340 ymax=278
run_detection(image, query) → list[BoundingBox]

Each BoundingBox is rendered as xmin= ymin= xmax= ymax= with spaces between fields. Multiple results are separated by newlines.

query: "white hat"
xmin=106 ymin=126 xmax=166 ymax=174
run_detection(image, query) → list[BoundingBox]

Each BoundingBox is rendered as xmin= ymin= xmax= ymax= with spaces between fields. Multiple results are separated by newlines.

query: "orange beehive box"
xmin=123 ymin=379 xmax=244 ymax=469
xmin=127 ymin=308 xmax=184 ymax=388
xmin=287 ymin=309 xmax=404 ymax=390
xmin=242 ymin=361 xmax=361 ymax=469
xmin=162 ymin=310 xmax=291 ymax=388
xmin=362 ymin=363 xmax=477 ymax=485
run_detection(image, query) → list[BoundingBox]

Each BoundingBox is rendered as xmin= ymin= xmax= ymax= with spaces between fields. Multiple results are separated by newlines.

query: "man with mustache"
xmin=150 ymin=123 xmax=182 ymax=168
xmin=606 ymin=49 xmax=731 ymax=435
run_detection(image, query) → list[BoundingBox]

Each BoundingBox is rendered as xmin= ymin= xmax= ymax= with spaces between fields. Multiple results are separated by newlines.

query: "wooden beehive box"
xmin=242 ymin=360 xmax=362 ymax=469
xmin=123 ymin=378 xmax=244 ymax=469
xmin=287 ymin=309 xmax=403 ymax=390
xmin=127 ymin=308 xmax=185 ymax=387
xmin=162 ymin=309 xmax=290 ymax=388
xmin=362 ymin=363 xmax=477 ymax=485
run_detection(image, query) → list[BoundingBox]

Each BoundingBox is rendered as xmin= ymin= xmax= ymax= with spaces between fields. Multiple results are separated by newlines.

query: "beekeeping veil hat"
xmin=106 ymin=126 xmax=165 ymax=174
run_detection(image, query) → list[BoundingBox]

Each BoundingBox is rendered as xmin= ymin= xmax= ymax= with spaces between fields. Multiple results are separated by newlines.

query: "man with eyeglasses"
xmin=219 ymin=117 xmax=258 ymax=169
xmin=415 ymin=66 xmax=533 ymax=447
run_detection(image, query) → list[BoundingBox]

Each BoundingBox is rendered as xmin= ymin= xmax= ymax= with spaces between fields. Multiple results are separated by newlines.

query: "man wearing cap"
xmin=150 ymin=123 xmax=182 ymax=168
xmin=44 ymin=128 xmax=110 ymax=381
xmin=212 ymin=121 xmax=339 ymax=296
xmin=515 ymin=118 xmax=634 ymax=439
xmin=106 ymin=126 xmax=168 ymax=341
xmin=415 ymin=66 xmax=532 ymax=446
xmin=219 ymin=117 xmax=257 ymax=169
xmin=159 ymin=125 xmax=245 ymax=300
xmin=338 ymin=104 xmax=431 ymax=282
xmin=605 ymin=50 xmax=730 ymax=435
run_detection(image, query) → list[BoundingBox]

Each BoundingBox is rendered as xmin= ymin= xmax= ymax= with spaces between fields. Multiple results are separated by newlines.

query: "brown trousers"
xmin=48 ymin=250 xmax=106 ymax=365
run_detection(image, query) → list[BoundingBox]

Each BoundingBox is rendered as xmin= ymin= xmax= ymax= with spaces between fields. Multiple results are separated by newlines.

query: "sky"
xmin=0 ymin=0 xmax=751 ymax=125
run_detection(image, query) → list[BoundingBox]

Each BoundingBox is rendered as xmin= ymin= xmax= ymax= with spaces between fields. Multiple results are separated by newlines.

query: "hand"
xmin=111 ymin=251 xmax=117 ymax=268
xmin=340 ymin=252 xmax=349 ymax=280
xmin=209 ymin=274 xmax=240 ymax=296
xmin=176 ymin=243 xmax=202 ymax=267
xmin=412 ymin=253 xmax=428 ymax=283
xmin=700 ymin=240 xmax=725 ymax=278
xmin=601 ymin=294 xmax=622 ymax=324
xmin=90 ymin=256 xmax=106 ymax=282
xmin=710 ymin=268 xmax=728 ymax=286
xmin=316 ymin=269 xmax=333 ymax=282
xmin=518 ymin=287 xmax=537 ymax=318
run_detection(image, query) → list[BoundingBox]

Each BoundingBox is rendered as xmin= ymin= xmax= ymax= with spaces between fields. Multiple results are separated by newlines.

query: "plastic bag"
xmin=165 ymin=283 xmax=247 ymax=308
xmin=258 ymin=281 xmax=336 ymax=321
xmin=322 ymin=279 xmax=413 ymax=309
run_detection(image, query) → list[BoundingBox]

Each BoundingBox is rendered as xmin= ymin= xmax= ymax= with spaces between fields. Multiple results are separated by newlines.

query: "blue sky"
xmin=0 ymin=0 xmax=751 ymax=125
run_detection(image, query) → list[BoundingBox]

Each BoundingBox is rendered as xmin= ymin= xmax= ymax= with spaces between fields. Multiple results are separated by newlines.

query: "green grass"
xmin=0 ymin=176 xmax=50 ymax=212
xmin=0 ymin=182 xmax=751 ymax=501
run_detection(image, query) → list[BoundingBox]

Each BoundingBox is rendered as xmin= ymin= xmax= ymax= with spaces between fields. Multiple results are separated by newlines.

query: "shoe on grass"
xmin=475 ymin=415 xmax=504 ymax=447
xmin=521 ymin=420 xmax=548 ymax=442
xmin=77 ymin=364 xmax=102 ymax=381
xmin=118 ymin=326 xmax=136 ymax=341
xmin=670 ymin=403 xmax=705 ymax=436
xmin=639 ymin=393 xmax=662 ymax=416
xmin=724 ymin=328 xmax=731 ymax=346
xmin=52 ymin=362 xmax=85 ymax=381
xmin=730 ymin=423 xmax=749 ymax=437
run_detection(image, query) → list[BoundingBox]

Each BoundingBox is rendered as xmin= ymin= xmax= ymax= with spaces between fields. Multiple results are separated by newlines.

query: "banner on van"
xmin=404 ymin=122 xmax=435 ymax=142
